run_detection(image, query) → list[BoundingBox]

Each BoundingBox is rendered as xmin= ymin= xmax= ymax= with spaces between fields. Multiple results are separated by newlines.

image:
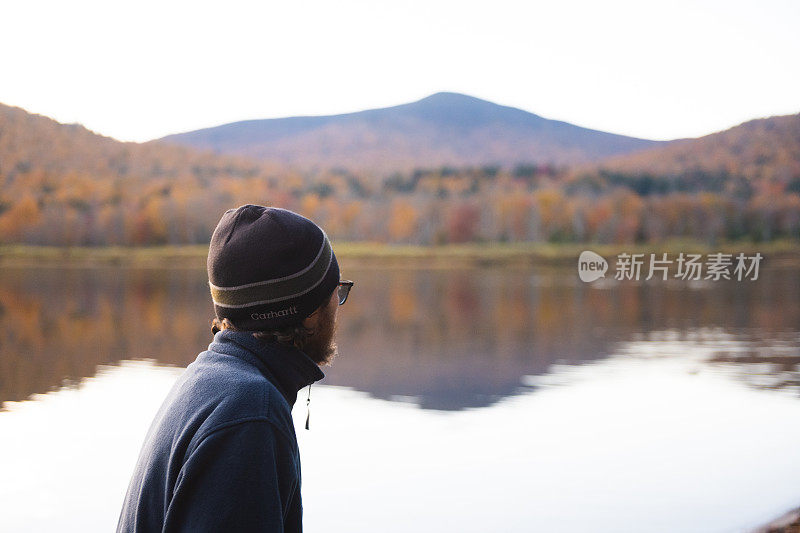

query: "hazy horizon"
xmin=1 ymin=0 xmax=798 ymax=143
xmin=4 ymin=91 xmax=797 ymax=146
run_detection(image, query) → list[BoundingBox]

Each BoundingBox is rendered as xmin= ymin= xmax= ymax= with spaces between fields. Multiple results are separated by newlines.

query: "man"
xmin=117 ymin=205 xmax=352 ymax=532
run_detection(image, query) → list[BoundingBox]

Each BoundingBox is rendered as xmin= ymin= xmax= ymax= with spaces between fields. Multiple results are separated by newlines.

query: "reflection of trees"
xmin=326 ymin=265 xmax=800 ymax=409
xmin=706 ymin=336 xmax=800 ymax=394
xmin=0 ymin=265 xmax=797 ymax=411
xmin=0 ymin=267 xmax=212 ymax=405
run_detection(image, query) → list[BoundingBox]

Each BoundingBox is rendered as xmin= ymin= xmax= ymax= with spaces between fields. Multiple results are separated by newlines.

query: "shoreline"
xmin=1 ymin=240 xmax=799 ymax=268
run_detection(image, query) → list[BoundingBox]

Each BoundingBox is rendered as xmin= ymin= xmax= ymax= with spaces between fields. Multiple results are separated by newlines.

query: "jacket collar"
xmin=209 ymin=329 xmax=325 ymax=407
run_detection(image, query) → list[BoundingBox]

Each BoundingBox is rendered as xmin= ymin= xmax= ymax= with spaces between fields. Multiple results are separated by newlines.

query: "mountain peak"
xmin=160 ymin=94 xmax=661 ymax=171
xmin=392 ymin=92 xmax=545 ymax=131
xmin=415 ymin=92 xmax=489 ymax=105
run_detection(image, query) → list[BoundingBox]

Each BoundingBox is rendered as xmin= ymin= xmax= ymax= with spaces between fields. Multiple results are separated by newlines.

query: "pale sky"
xmin=1 ymin=0 xmax=798 ymax=143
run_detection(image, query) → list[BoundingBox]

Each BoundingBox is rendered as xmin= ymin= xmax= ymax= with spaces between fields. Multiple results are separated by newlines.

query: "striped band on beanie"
xmin=207 ymin=205 xmax=340 ymax=331
xmin=210 ymin=234 xmax=333 ymax=308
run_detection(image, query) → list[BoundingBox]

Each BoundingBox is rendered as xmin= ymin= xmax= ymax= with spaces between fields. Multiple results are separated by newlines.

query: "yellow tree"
xmin=388 ymin=200 xmax=419 ymax=242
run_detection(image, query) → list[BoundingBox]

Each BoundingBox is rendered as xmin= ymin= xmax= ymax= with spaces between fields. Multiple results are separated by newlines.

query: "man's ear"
xmin=302 ymin=303 xmax=326 ymax=331
xmin=302 ymin=312 xmax=318 ymax=331
xmin=302 ymin=288 xmax=337 ymax=331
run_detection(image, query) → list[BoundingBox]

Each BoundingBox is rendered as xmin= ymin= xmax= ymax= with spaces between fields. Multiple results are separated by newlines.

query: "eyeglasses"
xmin=337 ymin=280 xmax=354 ymax=305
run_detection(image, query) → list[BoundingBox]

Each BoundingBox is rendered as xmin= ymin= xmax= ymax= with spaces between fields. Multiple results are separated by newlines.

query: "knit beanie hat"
xmin=207 ymin=205 xmax=340 ymax=331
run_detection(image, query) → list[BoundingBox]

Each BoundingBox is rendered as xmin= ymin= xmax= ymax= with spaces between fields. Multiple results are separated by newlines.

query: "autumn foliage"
xmin=1 ymin=103 xmax=799 ymax=246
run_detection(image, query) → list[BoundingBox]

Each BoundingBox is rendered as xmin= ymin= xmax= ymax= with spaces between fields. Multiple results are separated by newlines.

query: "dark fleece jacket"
xmin=117 ymin=329 xmax=325 ymax=533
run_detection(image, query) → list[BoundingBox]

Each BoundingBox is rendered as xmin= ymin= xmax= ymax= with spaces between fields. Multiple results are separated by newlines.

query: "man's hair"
xmin=210 ymin=287 xmax=338 ymax=365
xmin=211 ymin=317 xmax=314 ymax=352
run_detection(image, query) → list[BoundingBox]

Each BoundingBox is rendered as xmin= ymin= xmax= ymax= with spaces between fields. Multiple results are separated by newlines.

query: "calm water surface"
xmin=0 ymin=261 xmax=798 ymax=532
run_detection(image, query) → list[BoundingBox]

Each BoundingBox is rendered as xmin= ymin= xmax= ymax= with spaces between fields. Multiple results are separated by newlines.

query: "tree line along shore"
xmin=1 ymin=240 xmax=799 ymax=269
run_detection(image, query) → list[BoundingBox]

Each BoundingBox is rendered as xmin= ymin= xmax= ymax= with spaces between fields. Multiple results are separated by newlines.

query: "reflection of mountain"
xmin=327 ymin=269 xmax=622 ymax=409
xmin=325 ymin=267 xmax=800 ymax=409
xmin=0 ymin=265 xmax=798 ymax=411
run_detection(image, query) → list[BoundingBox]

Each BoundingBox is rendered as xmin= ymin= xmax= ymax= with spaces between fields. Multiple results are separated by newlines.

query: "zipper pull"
xmin=304 ymin=385 xmax=311 ymax=430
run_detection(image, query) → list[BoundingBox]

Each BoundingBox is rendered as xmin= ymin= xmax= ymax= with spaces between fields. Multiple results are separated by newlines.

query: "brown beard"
xmin=302 ymin=298 xmax=338 ymax=366
xmin=212 ymin=294 xmax=339 ymax=365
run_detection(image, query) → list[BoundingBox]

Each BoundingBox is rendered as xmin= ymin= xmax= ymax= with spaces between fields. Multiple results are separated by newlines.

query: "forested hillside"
xmin=1 ymin=103 xmax=798 ymax=246
xmin=593 ymin=113 xmax=800 ymax=194
xmin=0 ymin=103 xmax=280 ymax=244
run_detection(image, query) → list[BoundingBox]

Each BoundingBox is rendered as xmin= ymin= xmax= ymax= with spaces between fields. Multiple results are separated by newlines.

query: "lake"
xmin=0 ymin=259 xmax=799 ymax=532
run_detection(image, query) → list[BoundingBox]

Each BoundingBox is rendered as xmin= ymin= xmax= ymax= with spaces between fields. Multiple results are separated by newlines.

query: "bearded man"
xmin=117 ymin=205 xmax=352 ymax=533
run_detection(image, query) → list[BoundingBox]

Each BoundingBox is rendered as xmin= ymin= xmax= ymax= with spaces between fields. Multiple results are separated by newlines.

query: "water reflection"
xmin=0 ymin=263 xmax=798 ymax=410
